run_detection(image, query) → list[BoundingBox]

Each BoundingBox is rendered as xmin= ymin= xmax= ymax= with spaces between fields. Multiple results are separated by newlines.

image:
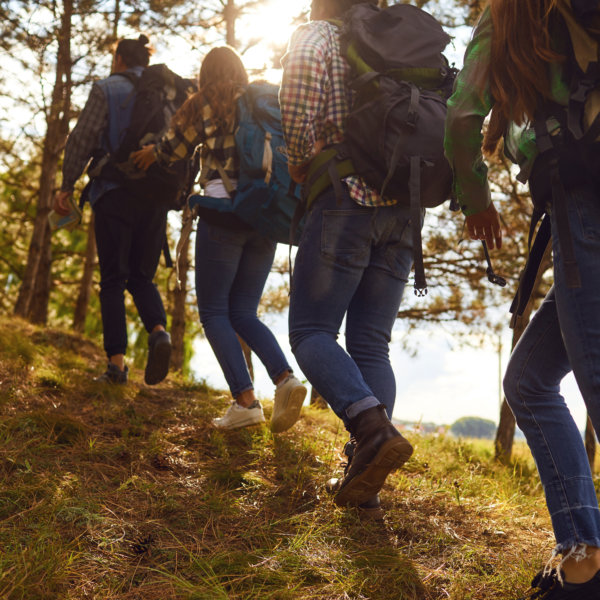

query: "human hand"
xmin=131 ymin=144 xmax=156 ymax=171
xmin=288 ymin=139 xmax=326 ymax=184
xmin=465 ymin=202 xmax=502 ymax=250
xmin=53 ymin=190 xmax=73 ymax=216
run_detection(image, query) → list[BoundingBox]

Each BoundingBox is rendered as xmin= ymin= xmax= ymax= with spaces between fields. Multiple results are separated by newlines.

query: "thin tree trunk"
xmin=28 ymin=225 xmax=53 ymax=324
xmin=238 ymin=336 xmax=254 ymax=381
xmin=585 ymin=415 xmax=596 ymax=472
xmin=225 ymin=0 xmax=236 ymax=47
xmin=495 ymin=244 xmax=552 ymax=463
xmin=15 ymin=0 xmax=72 ymax=322
xmin=170 ymin=208 xmax=191 ymax=371
xmin=310 ymin=386 xmax=328 ymax=410
xmin=72 ymin=214 xmax=97 ymax=333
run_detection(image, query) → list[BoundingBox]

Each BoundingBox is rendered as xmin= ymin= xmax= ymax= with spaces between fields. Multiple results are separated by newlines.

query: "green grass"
xmin=0 ymin=316 xmax=592 ymax=599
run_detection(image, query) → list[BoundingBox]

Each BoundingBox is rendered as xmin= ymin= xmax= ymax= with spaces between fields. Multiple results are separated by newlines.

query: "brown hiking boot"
xmin=334 ymin=404 xmax=413 ymax=507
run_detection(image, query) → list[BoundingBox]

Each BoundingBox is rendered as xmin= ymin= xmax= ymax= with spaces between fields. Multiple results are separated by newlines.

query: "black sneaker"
xmin=518 ymin=568 xmax=600 ymax=599
xmin=95 ymin=363 xmax=128 ymax=384
xmin=144 ymin=330 xmax=171 ymax=385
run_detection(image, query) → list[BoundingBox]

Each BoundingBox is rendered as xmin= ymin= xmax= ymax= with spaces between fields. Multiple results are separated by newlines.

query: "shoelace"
xmin=519 ymin=569 xmax=560 ymax=599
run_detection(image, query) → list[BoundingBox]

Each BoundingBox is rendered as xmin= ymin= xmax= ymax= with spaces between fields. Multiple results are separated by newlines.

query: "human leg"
xmin=195 ymin=220 xmax=263 ymax=424
xmin=345 ymin=206 xmax=414 ymax=417
xmin=93 ymin=190 xmax=133 ymax=379
xmin=226 ymin=231 xmax=306 ymax=431
xmin=505 ymin=185 xmax=600 ymax=593
xmin=123 ymin=197 xmax=171 ymax=384
xmin=289 ymin=188 xmax=413 ymax=505
xmin=551 ymin=185 xmax=600 ymax=583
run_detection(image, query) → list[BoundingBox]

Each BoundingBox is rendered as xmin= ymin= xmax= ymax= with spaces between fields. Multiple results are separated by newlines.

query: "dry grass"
xmin=0 ymin=316 xmax=588 ymax=599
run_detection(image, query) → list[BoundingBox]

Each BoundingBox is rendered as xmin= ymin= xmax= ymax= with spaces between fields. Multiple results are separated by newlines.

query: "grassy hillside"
xmin=0 ymin=317 xmax=583 ymax=599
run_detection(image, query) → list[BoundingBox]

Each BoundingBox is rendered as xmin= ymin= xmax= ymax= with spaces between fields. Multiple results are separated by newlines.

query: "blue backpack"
xmin=188 ymin=81 xmax=302 ymax=244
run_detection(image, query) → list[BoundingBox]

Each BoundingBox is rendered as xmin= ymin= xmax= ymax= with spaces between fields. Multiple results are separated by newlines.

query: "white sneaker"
xmin=212 ymin=401 xmax=266 ymax=430
xmin=270 ymin=375 xmax=307 ymax=433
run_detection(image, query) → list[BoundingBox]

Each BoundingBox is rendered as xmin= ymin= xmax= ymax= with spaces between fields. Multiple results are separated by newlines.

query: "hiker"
xmin=53 ymin=35 xmax=174 ymax=386
xmin=445 ymin=0 xmax=600 ymax=597
xmin=132 ymin=46 xmax=307 ymax=432
xmin=280 ymin=0 xmax=418 ymax=516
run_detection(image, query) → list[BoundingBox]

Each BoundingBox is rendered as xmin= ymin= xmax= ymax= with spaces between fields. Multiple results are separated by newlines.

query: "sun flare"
xmin=244 ymin=1 xmax=310 ymax=75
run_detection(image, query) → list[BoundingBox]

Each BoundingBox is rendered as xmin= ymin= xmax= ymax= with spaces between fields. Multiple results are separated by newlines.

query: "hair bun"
xmin=138 ymin=34 xmax=149 ymax=46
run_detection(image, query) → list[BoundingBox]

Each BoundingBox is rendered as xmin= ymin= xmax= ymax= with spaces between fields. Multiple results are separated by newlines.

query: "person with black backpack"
xmin=445 ymin=1 xmax=600 ymax=597
xmin=53 ymin=35 xmax=178 ymax=386
xmin=281 ymin=0 xmax=434 ymax=517
xmin=132 ymin=46 xmax=307 ymax=432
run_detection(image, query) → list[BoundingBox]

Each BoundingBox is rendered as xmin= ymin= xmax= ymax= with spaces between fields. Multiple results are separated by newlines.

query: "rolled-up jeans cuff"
xmin=345 ymin=396 xmax=380 ymax=420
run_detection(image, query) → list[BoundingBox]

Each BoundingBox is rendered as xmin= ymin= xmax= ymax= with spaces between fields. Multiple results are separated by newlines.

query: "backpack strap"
xmin=303 ymin=145 xmax=355 ymax=209
xmin=509 ymin=212 xmax=551 ymax=327
xmin=409 ymin=155 xmax=427 ymax=296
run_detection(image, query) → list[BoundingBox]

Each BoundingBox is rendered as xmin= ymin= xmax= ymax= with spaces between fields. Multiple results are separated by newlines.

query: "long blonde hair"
xmin=483 ymin=0 xmax=564 ymax=155
xmin=170 ymin=46 xmax=248 ymax=133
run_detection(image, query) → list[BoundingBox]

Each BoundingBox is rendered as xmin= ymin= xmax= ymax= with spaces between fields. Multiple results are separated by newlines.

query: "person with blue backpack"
xmin=445 ymin=0 xmax=600 ymax=597
xmin=53 ymin=35 xmax=174 ymax=386
xmin=132 ymin=46 xmax=307 ymax=432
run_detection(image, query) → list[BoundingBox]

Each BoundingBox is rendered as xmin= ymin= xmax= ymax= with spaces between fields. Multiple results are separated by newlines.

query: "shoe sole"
xmin=334 ymin=437 xmax=413 ymax=507
xmin=144 ymin=338 xmax=172 ymax=385
xmin=270 ymin=385 xmax=307 ymax=433
xmin=212 ymin=415 xmax=266 ymax=430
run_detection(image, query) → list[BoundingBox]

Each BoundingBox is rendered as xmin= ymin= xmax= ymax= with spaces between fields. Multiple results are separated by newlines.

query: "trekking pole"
xmin=481 ymin=241 xmax=506 ymax=287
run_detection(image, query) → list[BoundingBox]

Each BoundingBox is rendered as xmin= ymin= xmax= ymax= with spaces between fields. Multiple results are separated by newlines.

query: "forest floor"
xmin=0 ymin=316 xmax=586 ymax=600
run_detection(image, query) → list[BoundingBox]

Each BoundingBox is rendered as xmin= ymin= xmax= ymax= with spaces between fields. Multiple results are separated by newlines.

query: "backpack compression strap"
xmin=303 ymin=145 xmax=355 ymax=209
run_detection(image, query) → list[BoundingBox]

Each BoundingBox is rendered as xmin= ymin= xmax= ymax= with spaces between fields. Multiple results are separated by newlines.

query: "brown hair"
xmin=115 ymin=34 xmax=153 ymax=68
xmin=483 ymin=0 xmax=563 ymax=155
xmin=170 ymin=46 xmax=248 ymax=133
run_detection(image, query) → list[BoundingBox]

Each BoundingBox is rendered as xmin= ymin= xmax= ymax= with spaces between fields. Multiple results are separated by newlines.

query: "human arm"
xmin=60 ymin=84 xmax=108 ymax=193
xmin=280 ymin=23 xmax=332 ymax=181
xmin=444 ymin=8 xmax=495 ymax=217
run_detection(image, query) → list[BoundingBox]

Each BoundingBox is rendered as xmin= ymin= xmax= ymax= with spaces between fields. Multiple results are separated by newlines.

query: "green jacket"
xmin=443 ymin=6 xmax=573 ymax=216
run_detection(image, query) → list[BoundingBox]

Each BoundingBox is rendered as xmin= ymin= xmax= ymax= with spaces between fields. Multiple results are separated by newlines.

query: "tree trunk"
xmin=238 ymin=336 xmax=254 ymax=381
xmin=28 ymin=225 xmax=53 ymax=324
xmin=225 ymin=0 xmax=236 ymax=47
xmin=72 ymin=214 xmax=97 ymax=333
xmin=310 ymin=386 xmax=328 ymax=410
xmin=170 ymin=208 xmax=192 ymax=371
xmin=585 ymin=415 xmax=596 ymax=472
xmin=495 ymin=244 xmax=552 ymax=463
xmin=14 ymin=0 xmax=72 ymax=322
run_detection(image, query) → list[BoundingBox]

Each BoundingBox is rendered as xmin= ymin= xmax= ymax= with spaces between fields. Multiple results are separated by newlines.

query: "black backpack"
xmin=304 ymin=3 xmax=456 ymax=295
xmin=91 ymin=64 xmax=196 ymax=211
xmin=509 ymin=0 xmax=600 ymax=325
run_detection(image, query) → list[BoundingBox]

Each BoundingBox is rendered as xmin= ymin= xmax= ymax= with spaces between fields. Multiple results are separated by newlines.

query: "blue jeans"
xmin=94 ymin=188 xmax=167 ymax=357
xmin=504 ymin=183 xmax=600 ymax=554
xmin=289 ymin=186 xmax=416 ymax=426
xmin=195 ymin=219 xmax=291 ymax=397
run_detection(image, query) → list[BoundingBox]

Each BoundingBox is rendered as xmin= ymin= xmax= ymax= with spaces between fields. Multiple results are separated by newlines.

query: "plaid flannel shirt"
xmin=280 ymin=20 xmax=397 ymax=207
xmin=154 ymin=97 xmax=238 ymax=184
xmin=444 ymin=6 xmax=571 ymax=216
xmin=61 ymin=84 xmax=108 ymax=192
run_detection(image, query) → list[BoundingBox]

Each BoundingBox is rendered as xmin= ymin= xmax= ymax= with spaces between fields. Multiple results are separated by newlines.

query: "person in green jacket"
xmin=445 ymin=1 xmax=600 ymax=598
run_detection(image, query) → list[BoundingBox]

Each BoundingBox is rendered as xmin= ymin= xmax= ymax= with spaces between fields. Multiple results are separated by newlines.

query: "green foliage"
xmin=450 ymin=416 xmax=498 ymax=439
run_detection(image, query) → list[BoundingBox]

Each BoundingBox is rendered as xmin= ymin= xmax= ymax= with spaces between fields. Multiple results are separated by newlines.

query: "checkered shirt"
xmin=154 ymin=98 xmax=238 ymax=183
xmin=61 ymin=84 xmax=108 ymax=192
xmin=280 ymin=20 xmax=397 ymax=207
